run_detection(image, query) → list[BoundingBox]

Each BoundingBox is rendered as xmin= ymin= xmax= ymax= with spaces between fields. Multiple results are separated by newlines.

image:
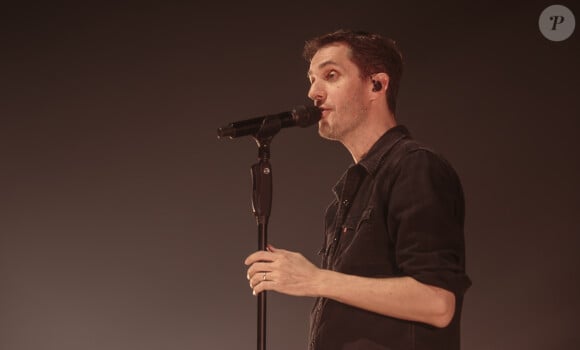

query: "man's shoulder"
xmin=380 ymin=136 xmax=435 ymax=167
xmin=381 ymin=137 xmax=459 ymax=182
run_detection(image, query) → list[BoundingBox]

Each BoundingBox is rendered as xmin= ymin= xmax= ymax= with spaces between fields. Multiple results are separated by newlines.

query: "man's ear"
xmin=370 ymin=73 xmax=389 ymax=93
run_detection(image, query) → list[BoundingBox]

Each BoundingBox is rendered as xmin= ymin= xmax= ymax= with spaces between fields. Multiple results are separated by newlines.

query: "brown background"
xmin=1 ymin=1 xmax=579 ymax=349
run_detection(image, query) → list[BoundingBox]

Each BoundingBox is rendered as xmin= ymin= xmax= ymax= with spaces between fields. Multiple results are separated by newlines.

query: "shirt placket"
xmin=309 ymin=167 xmax=363 ymax=350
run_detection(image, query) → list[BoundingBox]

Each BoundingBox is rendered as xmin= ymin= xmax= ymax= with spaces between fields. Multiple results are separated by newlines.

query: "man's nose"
xmin=308 ymin=82 xmax=326 ymax=103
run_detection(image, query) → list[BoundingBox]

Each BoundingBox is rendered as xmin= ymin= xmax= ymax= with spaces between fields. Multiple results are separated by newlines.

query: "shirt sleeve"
xmin=386 ymin=148 xmax=472 ymax=297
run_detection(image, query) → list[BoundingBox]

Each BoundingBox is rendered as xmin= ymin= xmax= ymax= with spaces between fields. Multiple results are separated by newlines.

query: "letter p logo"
xmin=539 ymin=5 xmax=576 ymax=41
xmin=550 ymin=15 xmax=565 ymax=30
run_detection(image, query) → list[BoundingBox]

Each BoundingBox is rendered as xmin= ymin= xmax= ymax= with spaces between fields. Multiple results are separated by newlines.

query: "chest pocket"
xmin=342 ymin=206 xmax=374 ymax=236
xmin=333 ymin=205 xmax=395 ymax=277
xmin=336 ymin=205 xmax=375 ymax=255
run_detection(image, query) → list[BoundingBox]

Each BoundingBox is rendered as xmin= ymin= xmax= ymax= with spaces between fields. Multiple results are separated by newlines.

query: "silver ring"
xmin=263 ymin=272 xmax=267 ymax=281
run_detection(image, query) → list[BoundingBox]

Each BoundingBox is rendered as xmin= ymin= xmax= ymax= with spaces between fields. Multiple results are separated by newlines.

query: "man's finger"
xmin=244 ymin=250 xmax=274 ymax=265
xmin=247 ymin=262 xmax=272 ymax=279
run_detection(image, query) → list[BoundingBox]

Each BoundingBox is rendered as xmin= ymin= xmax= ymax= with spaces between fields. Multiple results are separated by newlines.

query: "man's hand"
xmin=244 ymin=244 xmax=322 ymax=297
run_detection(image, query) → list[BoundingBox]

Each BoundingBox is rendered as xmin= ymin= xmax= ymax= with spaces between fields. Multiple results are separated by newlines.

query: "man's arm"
xmin=245 ymin=245 xmax=455 ymax=328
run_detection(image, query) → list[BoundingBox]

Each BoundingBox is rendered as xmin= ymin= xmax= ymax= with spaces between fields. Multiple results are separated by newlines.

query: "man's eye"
xmin=326 ymin=71 xmax=337 ymax=80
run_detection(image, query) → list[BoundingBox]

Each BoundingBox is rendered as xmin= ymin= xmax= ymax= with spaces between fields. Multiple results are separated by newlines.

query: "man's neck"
xmin=343 ymin=115 xmax=397 ymax=163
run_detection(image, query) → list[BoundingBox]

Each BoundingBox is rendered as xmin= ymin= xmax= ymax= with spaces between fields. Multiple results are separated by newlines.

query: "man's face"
xmin=307 ymin=43 xmax=370 ymax=142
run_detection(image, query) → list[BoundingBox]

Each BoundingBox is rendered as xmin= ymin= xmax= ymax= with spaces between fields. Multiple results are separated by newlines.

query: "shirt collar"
xmin=358 ymin=125 xmax=410 ymax=176
xmin=331 ymin=125 xmax=410 ymax=199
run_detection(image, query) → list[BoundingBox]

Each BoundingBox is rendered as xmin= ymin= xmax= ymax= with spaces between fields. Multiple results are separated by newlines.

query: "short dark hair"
xmin=303 ymin=30 xmax=403 ymax=114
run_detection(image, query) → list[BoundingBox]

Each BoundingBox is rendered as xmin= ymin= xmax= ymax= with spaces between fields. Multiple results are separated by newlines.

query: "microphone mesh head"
xmin=292 ymin=105 xmax=322 ymax=127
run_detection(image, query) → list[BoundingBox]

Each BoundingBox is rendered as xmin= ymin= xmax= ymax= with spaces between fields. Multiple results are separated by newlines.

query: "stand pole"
xmin=251 ymin=139 xmax=271 ymax=350
xmin=250 ymin=118 xmax=280 ymax=350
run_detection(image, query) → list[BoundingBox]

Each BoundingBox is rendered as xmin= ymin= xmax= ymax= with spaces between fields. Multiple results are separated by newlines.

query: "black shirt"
xmin=309 ymin=125 xmax=471 ymax=350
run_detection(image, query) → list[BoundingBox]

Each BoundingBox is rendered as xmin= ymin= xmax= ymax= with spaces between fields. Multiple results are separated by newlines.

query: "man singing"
xmin=245 ymin=30 xmax=471 ymax=350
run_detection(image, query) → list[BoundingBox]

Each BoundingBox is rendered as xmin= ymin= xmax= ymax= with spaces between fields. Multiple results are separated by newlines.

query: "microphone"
xmin=217 ymin=105 xmax=321 ymax=139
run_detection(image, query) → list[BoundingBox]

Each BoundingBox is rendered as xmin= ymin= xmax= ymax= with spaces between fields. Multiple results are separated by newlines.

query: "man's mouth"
xmin=319 ymin=107 xmax=331 ymax=118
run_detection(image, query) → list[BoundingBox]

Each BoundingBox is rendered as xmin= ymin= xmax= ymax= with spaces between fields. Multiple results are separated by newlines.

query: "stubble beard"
xmin=318 ymin=105 xmax=367 ymax=143
xmin=318 ymin=119 xmax=336 ymax=141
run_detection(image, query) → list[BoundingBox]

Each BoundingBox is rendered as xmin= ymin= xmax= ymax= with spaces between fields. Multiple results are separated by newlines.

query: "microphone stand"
xmin=218 ymin=105 xmax=320 ymax=350
xmin=250 ymin=117 xmax=282 ymax=350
